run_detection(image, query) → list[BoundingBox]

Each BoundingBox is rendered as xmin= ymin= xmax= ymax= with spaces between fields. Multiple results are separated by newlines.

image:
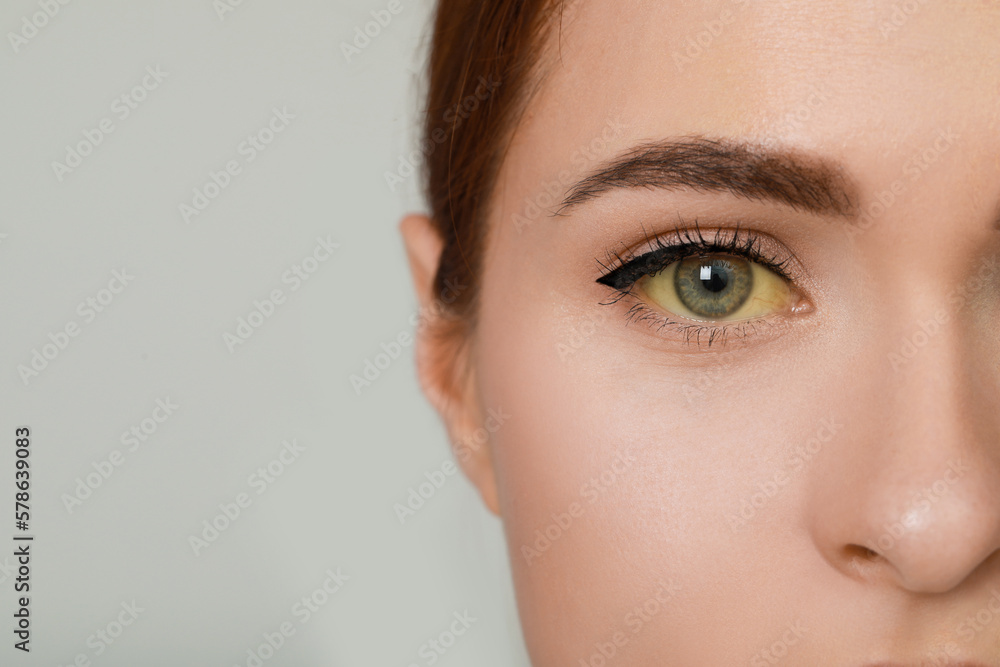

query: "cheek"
xmin=474 ymin=297 xmax=643 ymax=657
xmin=472 ymin=255 xmax=857 ymax=663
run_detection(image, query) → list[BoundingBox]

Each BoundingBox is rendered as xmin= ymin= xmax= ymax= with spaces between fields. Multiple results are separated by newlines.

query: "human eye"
xmin=595 ymin=221 xmax=812 ymax=348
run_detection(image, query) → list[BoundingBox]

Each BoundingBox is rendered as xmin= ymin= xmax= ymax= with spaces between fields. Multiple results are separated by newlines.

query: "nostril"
xmin=846 ymin=545 xmax=880 ymax=561
xmin=843 ymin=544 xmax=883 ymax=577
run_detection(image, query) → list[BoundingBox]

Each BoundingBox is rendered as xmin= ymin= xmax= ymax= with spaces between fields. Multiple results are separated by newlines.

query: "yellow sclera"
xmin=639 ymin=254 xmax=793 ymax=322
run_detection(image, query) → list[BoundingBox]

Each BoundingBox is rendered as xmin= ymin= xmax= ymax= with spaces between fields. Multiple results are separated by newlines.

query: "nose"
xmin=808 ymin=309 xmax=1000 ymax=594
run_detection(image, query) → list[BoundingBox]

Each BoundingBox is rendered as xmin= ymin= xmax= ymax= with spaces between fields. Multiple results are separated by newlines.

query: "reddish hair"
xmin=421 ymin=0 xmax=566 ymax=330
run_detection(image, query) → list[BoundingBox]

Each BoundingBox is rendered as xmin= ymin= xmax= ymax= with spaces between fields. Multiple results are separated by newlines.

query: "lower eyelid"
xmin=613 ymin=270 xmax=809 ymax=349
xmin=622 ymin=299 xmax=778 ymax=348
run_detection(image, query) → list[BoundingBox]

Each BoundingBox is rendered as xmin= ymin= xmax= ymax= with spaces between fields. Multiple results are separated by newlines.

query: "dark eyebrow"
xmin=556 ymin=136 xmax=859 ymax=219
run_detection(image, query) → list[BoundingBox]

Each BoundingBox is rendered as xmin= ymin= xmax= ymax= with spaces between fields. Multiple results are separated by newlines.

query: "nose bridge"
xmin=883 ymin=249 xmax=1000 ymax=462
xmin=887 ymin=280 xmax=974 ymax=452
xmin=811 ymin=274 xmax=1000 ymax=594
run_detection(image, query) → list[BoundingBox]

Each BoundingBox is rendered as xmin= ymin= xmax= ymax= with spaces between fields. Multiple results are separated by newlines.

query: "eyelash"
xmin=595 ymin=220 xmax=799 ymax=348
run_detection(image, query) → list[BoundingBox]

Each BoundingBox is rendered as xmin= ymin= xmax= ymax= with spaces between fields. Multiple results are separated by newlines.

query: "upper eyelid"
xmin=596 ymin=228 xmax=797 ymax=292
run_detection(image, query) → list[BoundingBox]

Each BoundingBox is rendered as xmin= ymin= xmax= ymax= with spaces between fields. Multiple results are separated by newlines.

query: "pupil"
xmin=700 ymin=263 xmax=729 ymax=293
xmin=672 ymin=254 xmax=752 ymax=319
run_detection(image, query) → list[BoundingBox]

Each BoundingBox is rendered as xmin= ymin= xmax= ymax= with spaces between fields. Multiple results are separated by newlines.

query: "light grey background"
xmin=0 ymin=1 xmax=530 ymax=664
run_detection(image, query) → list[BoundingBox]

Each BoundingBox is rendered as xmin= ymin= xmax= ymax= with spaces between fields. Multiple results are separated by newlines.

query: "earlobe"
xmin=448 ymin=370 xmax=502 ymax=517
xmin=398 ymin=214 xmax=501 ymax=517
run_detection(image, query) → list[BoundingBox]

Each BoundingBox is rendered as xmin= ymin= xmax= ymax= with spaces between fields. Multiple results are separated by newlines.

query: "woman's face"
xmin=418 ymin=0 xmax=1000 ymax=663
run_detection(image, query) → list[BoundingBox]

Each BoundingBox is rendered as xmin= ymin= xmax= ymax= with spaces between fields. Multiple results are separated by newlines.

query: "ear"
xmin=399 ymin=213 xmax=500 ymax=516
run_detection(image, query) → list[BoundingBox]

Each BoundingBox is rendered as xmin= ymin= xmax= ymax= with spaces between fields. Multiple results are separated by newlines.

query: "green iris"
xmin=673 ymin=256 xmax=753 ymax=318
xmin=639 ymin=252 xmax=791 ymax=323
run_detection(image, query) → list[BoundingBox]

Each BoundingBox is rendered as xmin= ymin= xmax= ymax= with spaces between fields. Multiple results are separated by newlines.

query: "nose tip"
xmin=814 ymin=440 xmax=1000 ymax=593
xmin=839 ymin=466 xmax=1000 ymax=593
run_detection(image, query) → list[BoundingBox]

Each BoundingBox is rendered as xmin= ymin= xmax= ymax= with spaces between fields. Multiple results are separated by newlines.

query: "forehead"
xmin=494 ymin=0 xmax=1000 ymax=208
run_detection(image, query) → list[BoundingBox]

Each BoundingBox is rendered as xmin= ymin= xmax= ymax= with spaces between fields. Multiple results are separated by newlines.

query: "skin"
xmin=400 ymin=1 xmax=1000 ymax=664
